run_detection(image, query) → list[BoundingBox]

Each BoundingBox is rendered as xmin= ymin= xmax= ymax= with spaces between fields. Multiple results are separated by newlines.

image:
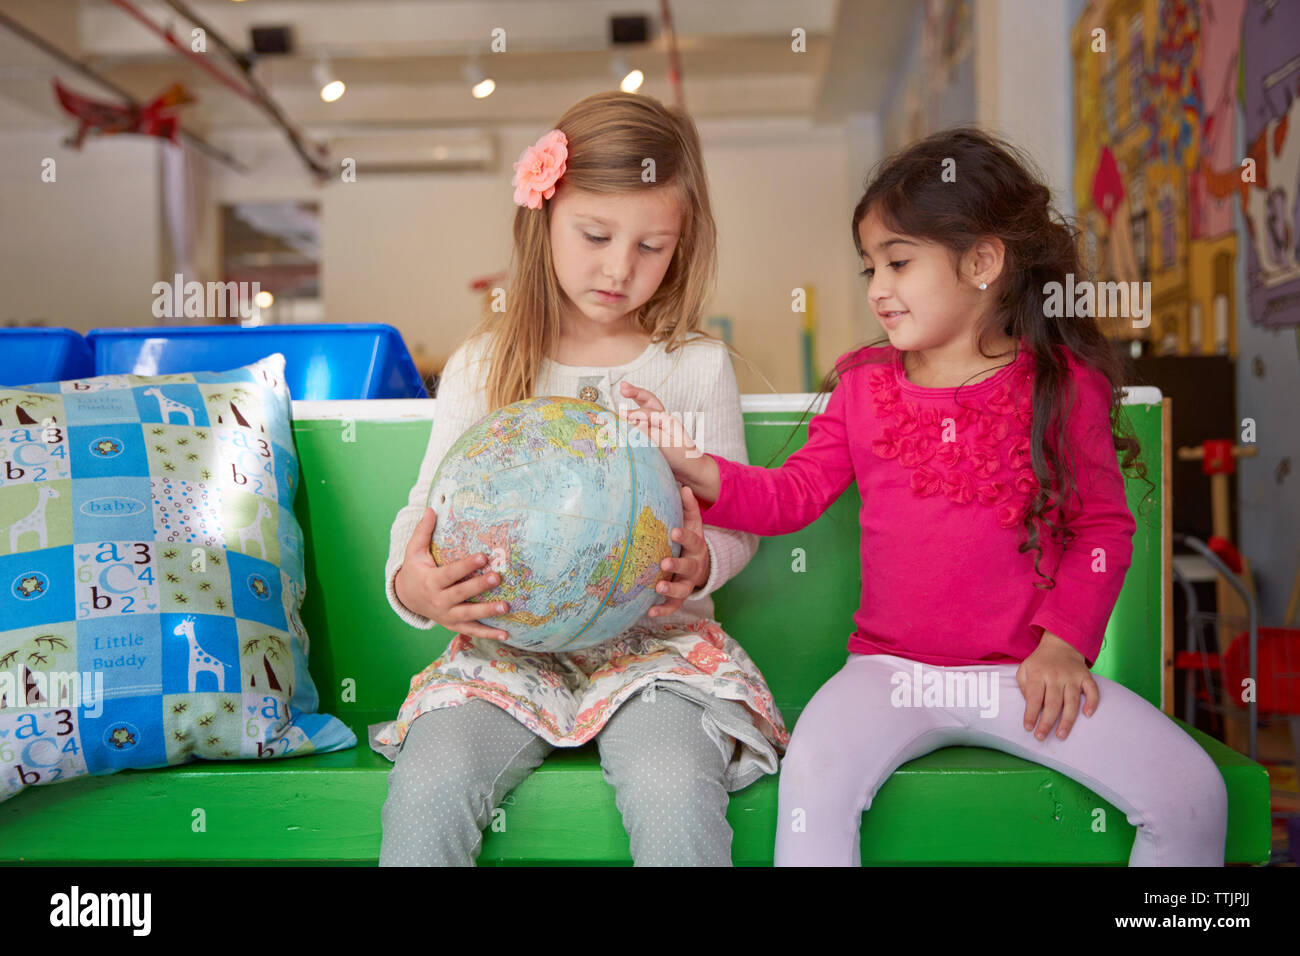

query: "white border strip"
xmin=1120 ymin=386 xmax=1162 ymax=405
xmin=292 ymin=386 xmax=1163 ymax=422
xmin=293 ymin=399 xmax=433 ymax=421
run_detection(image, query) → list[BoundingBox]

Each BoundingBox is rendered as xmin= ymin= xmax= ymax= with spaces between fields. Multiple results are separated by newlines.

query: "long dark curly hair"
xmin=771 ymin=126 xmax=1154 ymax=590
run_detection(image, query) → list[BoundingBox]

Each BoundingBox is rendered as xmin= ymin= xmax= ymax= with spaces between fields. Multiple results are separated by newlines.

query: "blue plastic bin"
xmin=0 ymin=328 xmax=95 ymax=386
xmin=85 ymin=324 xmax=428 ymax=400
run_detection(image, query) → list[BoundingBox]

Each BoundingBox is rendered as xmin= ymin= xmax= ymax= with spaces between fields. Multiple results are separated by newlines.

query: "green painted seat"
xmin=0 ymin=393 xmax=1271 ymax=864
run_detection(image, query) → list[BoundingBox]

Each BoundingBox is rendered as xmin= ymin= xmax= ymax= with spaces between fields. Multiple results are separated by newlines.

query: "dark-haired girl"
xmin=622 ymin=127 xmax=1227 ymax=865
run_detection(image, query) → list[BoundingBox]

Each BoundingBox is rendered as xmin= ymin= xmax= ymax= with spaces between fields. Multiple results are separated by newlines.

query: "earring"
xmin=978 ymin=281 xmax=988 ymax=290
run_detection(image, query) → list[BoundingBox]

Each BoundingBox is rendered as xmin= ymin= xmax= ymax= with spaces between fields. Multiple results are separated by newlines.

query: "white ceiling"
xmin=0 ymin=0 xmax=917 ymax=131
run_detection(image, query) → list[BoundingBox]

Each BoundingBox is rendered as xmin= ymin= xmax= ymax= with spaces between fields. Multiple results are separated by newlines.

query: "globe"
xmin=427 ymin=395 xmax=684 ymax=652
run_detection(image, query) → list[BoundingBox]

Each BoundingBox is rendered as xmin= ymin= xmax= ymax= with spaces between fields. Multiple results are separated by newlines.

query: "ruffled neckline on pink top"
xmin=892 ymin=338 xmax=1031 ymax=397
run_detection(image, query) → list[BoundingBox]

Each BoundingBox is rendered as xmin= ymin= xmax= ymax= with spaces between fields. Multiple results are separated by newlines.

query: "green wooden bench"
xmin=0 ymin=391 xmax=1271 ymax=864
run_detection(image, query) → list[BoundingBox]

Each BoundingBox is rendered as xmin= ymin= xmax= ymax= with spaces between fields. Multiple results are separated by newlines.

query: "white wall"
xmin=975 ymin=0 xmax=1073 ymax=211
xmin=0 ymin=131 xmax=163 ymax=328
xmin=697 ymin=119 xmax=868 ymax=393
xmin=845 ymin=112 xmax=885 ymax=353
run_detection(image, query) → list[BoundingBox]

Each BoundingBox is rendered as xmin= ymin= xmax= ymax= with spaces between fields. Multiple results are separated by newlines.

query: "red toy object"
xmin=1091 ymin=145 xmax=1125 ymax=226
xmin=1199 ymin=438 xmax=1237 ymax=475
xmin=53 ymin=79 xmax=194 ymax=148
xmin=1207 ymin=535 xmax=1245 ymax=574
xmin=1224 ymin=627 xmax=1300 ymax=715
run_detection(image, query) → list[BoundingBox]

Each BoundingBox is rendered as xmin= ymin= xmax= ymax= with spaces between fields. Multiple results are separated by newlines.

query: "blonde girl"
xmin=370 ymin=92 xmax=788 ymax=866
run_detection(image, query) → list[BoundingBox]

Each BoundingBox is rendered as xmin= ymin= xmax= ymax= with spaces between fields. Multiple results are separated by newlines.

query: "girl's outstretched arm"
xmin=622 ymin=372 xmax=857 ymax=538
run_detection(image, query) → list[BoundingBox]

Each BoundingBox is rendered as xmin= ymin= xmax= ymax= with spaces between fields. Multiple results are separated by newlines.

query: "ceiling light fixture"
xmin=464 ymin=59 xmax=495 ymax=99
xmin=314 ymin=58 xmax=345 ymax=103
xmin=610 ymin=53 xmax=643 ymax=93
xmin=620 ymin=69 xmax=644 ymax=93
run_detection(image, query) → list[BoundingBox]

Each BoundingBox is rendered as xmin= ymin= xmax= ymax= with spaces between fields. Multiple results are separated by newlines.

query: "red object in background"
xmin=1091 ymin=145 xmax=1125 ymax=225
xmin=1200 ymin=438 xmax=1236 ymax=474
xmin=53 ymin=79 xmax=194 ymax=149
xmin=1175 ymin=650 xmax=1222 ymax=670
xmin=1207 ymin=535 xmax=1245 ymax=574
xmin=469 ymin=272 xmax=508 ymax=292
xmin=1224 ymin=627 xmax=1300 ymax=715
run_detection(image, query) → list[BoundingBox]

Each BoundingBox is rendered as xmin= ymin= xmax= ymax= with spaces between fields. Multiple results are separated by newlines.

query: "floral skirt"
xmin=367 ymin=617 xmax=789 ymax=793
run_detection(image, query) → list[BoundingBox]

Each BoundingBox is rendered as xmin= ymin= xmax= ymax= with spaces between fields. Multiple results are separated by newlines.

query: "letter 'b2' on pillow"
xmin=0 ymin=353 xmax=355 ymax=804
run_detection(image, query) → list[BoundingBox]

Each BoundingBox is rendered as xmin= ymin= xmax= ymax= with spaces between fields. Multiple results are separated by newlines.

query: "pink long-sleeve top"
xmin=698 ymin=340 xmax=1137 ymax=667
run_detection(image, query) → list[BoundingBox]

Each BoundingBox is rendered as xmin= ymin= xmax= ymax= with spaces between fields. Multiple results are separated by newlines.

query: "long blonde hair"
xmin=465 ymin=91 xmax=721 ymax=411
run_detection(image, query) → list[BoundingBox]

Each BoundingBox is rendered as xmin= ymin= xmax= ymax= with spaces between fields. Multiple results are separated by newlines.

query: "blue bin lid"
xmin=0 ymin=328 xmax=95 ymax=387
xmin=85 ymin=323 xmax=428 ymax=401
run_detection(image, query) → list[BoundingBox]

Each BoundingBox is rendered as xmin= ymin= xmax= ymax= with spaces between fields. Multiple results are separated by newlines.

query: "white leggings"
xmin=776 ymin=653 xmax=1229 ymax=866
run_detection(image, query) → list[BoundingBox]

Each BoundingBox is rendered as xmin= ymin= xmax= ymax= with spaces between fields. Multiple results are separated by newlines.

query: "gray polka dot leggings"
xmin=378 ymin=682 xmax=734 ymax=866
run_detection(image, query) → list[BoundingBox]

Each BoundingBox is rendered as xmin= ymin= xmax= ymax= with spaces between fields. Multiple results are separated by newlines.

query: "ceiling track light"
xmin=610 ymin=52 xmax=643 ymax=93
xmin=463 ymin=57 xmax=495 ymax=99
xmin=620 ymin=68 xmax=644 ymax=93
xmin=313 ymin=57 xmax=345 ymax=103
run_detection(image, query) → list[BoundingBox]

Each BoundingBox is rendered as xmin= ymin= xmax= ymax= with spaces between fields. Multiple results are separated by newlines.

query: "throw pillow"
xmin=0 ymin=352 xmax=355 ymax=804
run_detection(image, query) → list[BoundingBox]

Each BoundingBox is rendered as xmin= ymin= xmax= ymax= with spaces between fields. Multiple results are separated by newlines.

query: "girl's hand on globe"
xmin=394 ymin=507 xmax=510 ymax=641
xmin=619 ymin=382 xmax=722 ymax=504
xmin=648 ymin=485 xmax=711 ymax=618
xmin=618 ymin=382 xmax=699 ymax=481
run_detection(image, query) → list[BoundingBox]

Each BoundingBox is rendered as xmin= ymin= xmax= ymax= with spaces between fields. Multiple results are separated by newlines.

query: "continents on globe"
xmin=585 ymin=506 xmax=672 ymax=607
xmin=430 ymin=492 xmax=584 ymax=629
xmin=538 ymin=402 xmax=616 ymax=460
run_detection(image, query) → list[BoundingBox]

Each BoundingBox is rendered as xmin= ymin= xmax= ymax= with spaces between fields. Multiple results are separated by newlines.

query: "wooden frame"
xmin=1162 ymin=396 xmax=1173 ymax=715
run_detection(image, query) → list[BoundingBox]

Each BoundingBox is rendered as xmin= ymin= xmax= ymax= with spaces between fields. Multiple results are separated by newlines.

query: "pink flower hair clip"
xmin=512 ymin=129 xmax=568 ymax=209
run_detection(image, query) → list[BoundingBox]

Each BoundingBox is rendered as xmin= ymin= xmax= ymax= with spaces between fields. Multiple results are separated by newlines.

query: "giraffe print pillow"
xmin=0 ymin=353 xmax=355 ymax=805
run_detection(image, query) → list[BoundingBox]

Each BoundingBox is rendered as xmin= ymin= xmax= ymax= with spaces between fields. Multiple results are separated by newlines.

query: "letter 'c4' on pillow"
xmin=0 ymin=353 xmax=355 ymax=804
